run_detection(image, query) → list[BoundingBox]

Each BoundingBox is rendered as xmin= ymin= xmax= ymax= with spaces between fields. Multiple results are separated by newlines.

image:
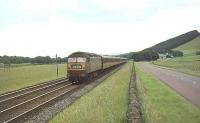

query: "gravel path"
xmin=140 ymin=62 xmax=200 ymax=108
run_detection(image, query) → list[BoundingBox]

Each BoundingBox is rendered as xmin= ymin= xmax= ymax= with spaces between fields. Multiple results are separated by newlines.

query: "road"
xmin=140 ymin=62 xmax=200 ymax=108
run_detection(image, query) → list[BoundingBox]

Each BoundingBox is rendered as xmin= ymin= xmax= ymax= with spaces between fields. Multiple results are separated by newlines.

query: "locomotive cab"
xmin=67 ymin=52 xmax=105 ymax=83
xmin=67 ymin=57 xmax=87 ymax=82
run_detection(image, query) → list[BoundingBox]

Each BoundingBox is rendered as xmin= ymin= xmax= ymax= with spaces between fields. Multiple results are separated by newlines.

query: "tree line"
xmin=116 ymin=51 xmax=159 ymax=61
xmin=0 ymin=55 xmax=67 ymax=64
xmin=132 ymin=50 xmax=159 ymax=61
xmin=167 ymin=50 xmax=183 ymax=57
xmin=118 ymin=49 xmax=183 ymax=61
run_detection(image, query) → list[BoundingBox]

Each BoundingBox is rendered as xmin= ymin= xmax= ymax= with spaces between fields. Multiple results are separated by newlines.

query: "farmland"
xmin=153 ymin=36 xmax=200 ymax=77
xmin=0 ymin=64 xmax=67 ymax=94
xmin=50 ymin=62 xmax=132 ymax=123
xmin=153 ymin=55 xmax=200 ymax=77
xmin=174 ymin=36 xmax=200 ymax=54
xmin=135 ymin=62 xmax=200 ymax=123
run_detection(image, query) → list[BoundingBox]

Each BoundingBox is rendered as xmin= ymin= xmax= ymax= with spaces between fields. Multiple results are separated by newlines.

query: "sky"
xmin=0 ymin=0 xmax=200 ymax=58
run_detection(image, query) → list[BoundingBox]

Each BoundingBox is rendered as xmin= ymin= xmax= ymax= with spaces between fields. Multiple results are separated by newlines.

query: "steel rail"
xmin=0 ymin=80 xmax=70 ymax=112
xmin=0 ymin=63 xmax=126 ymax=123
xmin=0 ymin=77 xmax=68 ymax=102
xmin=4 ymin=86 xmax=78 ymax=123
xmin=0 ymin=79 xmax=69 ymax=103
xmin=0 ymin=83 xmax=76 ymax=123
xmin=0 ymin=77 xmax=67 ymax=98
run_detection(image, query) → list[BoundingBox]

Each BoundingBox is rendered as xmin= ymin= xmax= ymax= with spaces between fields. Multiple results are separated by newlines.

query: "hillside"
xmin=174 ymin=36 xmax=200 ymax=54
xmin=144 ymin=30 xmax=200 ymax=53
xmin=153 ymin=32 xmax=200 ymax=77
xmin=117 ymin=30 xmax=200 ymax=62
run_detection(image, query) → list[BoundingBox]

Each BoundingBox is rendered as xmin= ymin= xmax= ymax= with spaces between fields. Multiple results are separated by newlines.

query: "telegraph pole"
xmin=56 ymin=54 xmax=58 ymax=77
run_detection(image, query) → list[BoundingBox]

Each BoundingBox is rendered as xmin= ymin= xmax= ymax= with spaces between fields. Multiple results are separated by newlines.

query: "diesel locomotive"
xmin=67 ymin=51 xmax=126 ymax=82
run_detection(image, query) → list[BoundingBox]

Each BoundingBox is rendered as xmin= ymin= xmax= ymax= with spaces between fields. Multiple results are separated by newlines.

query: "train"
xmin=67 ymin=51 xmax=127 ymax=82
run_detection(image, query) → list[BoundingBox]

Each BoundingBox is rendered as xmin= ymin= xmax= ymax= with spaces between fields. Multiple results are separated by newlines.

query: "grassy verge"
xmin=50 ymin=62 xmax=132 ymax=123
xmin=135 ymin=62 xmax=200 ymax=123
xmin=0 ymin=64 xmax=67 ymax=94
xmin=153 ymin=55 xmax=200 ymax=77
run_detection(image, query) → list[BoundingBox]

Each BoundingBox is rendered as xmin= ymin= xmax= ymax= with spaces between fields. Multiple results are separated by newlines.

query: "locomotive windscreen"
xmin=77 ymin=57 xmax=86 ymax=62
xmin=68 ymin=58 xmax=76 ymax=63
xmin=68 ymin=57 xmax=86 ymax=63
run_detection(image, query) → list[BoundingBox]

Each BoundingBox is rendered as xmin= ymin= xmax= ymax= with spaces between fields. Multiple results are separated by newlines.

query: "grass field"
xmin=50 ymin=62 xmax=132 ymax=123
xmin=154 ymin=36 xmax=200 ymax=76
xmin=135 ymin=62 xmax=200 ymax=123
xmin=153 ymin=56 xmax=200 ymax=77
xmin=174 ymin=36 xmax=200 ymax=55
xmin=0 ymin=64 xmax=67 ymax=94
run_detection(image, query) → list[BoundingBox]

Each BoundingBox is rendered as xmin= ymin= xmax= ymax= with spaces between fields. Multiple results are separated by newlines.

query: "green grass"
xmin=0 ymin=64 xmax=67 ymax=94
xmin=154 ymin=36 xmax=200 ymax=76
xmin=50 ymin=62 xmax=132 ymax=123
xmin=174 ymin=36 xmax=200 ymax=55
xmin=135 ymin=62 xmax=200 ymax=123
xmin=154 ymin=55 xmax=200 ymax=77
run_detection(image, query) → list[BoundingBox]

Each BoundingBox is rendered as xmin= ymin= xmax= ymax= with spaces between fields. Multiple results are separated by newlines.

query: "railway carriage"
xmin=67 ymin=51 xmax=126 ymax=82
xmin=102 ymin=56 xmax=126 ymax=69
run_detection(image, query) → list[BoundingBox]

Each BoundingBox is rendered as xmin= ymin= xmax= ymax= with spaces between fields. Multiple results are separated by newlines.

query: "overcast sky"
xmin=0 ymin=0 xmax=200 ymax=57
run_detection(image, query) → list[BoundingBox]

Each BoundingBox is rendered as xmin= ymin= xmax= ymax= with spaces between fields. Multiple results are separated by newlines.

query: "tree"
xmin=133 ymin=50 xmax=159 ymax=61
xmin=31 ymin=56 xmax=52 ymax=64
xmin=61 ymin=57 xmax=68 ymax=63
xmin=196 ymin=51 xmax=200 ymax=55
xmin=168 ymin=50 xmax=183 ymax=57
xmin=0 ymin=55 xmax=11 ymax=64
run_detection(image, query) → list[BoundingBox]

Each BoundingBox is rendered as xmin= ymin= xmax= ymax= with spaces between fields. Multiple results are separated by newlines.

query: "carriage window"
xmin=77 ymin=57 xmax=86 ymax=62
xmin=68 ymin=57 xmax=76 ymax=63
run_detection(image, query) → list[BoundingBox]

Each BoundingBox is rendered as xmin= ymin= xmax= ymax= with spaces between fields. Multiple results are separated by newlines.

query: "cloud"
xmin=16 ymin=0 xmax=81 ymax=14
xmin=142 ymin=5 xmax=200 ymax=37
xmin=0 ymin=0 xmax=200 ymax=57
xmin=0 ymin=16 xmax=145 ymax=57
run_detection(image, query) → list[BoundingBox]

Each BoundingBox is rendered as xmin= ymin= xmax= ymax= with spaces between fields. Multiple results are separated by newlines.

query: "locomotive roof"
xmin=68 ymin=51 xmax=101 ymax=58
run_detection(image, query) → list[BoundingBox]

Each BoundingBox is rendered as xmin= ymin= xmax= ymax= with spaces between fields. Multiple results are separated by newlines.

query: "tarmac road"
xmin=140 ymin=62 xmax=200 ymax=108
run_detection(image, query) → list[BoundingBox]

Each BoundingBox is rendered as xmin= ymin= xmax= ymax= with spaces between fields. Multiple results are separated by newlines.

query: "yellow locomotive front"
xmin=67 ymin=57 xmax=87 ymax=82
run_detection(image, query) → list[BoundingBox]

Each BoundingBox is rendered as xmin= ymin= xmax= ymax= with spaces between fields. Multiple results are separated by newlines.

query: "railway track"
xmin=0 ymin=77 xmax=68 ymax=102
xmin=0 ymin=78 xmax=79 ymax=123
xmin=0 ymin=63 xmax=125 ymax=123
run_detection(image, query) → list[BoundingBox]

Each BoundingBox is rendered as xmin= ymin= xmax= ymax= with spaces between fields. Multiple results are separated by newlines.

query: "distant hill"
xmin=144 ymin=30 xmax=200 ymax=53
xmin=118 ymin=30 xmax=200 ymax=60
xmin=174 ymin=35 xmax=200 ymax=54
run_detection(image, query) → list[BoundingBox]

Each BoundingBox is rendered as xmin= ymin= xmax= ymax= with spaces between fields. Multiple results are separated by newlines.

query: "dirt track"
xmin=140 ymin=62 xmax=200 ymax=108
